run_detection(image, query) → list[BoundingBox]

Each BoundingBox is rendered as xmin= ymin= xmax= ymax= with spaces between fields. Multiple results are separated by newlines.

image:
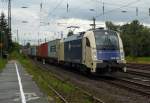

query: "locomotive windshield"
xmin=94 ymin=30 xmax=119 ymax=50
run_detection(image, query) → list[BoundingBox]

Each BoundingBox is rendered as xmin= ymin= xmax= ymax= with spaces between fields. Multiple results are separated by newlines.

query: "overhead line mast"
xmin=8 ymin=0 xmax=11 ymax=49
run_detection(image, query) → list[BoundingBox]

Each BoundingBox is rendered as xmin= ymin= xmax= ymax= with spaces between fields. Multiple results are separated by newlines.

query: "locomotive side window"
xmin=86 ymin=38 xmax=90 ymax=47
xmin=50 ymin=45 xmax=56 ymax=52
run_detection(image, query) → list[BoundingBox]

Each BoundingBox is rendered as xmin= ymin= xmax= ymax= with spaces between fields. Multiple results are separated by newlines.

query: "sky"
xmin=0 ymin=0 xmax=150 ymax=45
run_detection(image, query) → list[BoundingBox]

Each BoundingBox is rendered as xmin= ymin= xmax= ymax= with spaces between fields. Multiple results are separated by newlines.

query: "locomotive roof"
xmin=93 ymin=28 xmax=117 ymax=33
xmin=88 ymin=28 xmax=117 ymax=33
xmin=63 ymin=33 xmax=84 ymax=42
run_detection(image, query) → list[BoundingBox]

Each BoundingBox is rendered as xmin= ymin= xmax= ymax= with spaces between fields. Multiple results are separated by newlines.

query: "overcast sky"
xmin=0 ymin=0 xmax=150 ymax=45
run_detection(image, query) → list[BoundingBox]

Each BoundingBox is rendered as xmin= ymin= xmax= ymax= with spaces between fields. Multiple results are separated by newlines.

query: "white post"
xmin=43 ymin=59 xmax=45 ymax=64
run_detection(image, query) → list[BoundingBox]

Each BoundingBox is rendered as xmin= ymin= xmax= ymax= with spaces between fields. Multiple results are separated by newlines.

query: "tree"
xmin=105 ymin=21 xmax=120 ymax=32
xmin=0 ymin=12 xmax=9 ymax=57
xmin=0 ymin=12 xmax=8 ymax=31
xmin=26 ymin=42 xmax=30 ymax=48
xmin=67 ymin=30 xmax=74 ymax=37
xmin=120 ymin=20 xmax=150 ymax=56
xmin=105 ymin=20 xmax=150 ymax=57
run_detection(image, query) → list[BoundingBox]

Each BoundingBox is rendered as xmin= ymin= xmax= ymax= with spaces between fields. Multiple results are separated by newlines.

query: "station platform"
xmin=0 ymin=60 xmax=49 ymax=103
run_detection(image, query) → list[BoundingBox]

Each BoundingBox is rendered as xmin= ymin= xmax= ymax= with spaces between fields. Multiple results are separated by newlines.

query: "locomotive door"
xmin=83 ymin=37 xmax=92 ymax=68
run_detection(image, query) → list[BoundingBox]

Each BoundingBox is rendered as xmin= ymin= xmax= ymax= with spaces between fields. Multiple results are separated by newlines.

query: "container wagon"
xmin=47 ymin=39 xmax=60 ymax=63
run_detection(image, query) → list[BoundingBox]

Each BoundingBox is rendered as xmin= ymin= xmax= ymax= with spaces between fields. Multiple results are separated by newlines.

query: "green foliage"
xmin=121 ymin=20 xmax=150 ymax=56
xmin=11 ymin=42 xmax=21 ymax=52
xmin=0 ymin=58 xmax=7 ymax=71
xmin=106 ymin=20 xmax=150 ymax=57
xmin=25 ymin=42 xmax=30 ymax=48
xmin=126 ymin=56 xmax=150 ymax=64
xmin=0 ymin=12 xmax=8 ymax=32
xmin=67 ymin=30 xmax=74 ymax=37
xmin=0 ymin=12 xmax=9 ymax=56
xmin=105 ymin=21 xmax=120 ymax=32
xmin=0 ymin=31 xmax=4 ymax=43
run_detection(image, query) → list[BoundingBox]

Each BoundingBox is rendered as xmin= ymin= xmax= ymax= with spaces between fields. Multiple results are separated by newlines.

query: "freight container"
xmin=22 ymin=47 xmax=29 ymax=55
xmin=48 ymin=39 xmax=60 ymax=61
xmin=27 ymin=47 xmax=31 ymax=55
xmin=58 ymin=39 xmax=64 ymax=62
xmin=30 ymin=46 xmax=37 ymax=56
xmin=37 ymin=46 xmax=40 ymax=57
xmin=37 ymin=43 xmax=48 ymax=58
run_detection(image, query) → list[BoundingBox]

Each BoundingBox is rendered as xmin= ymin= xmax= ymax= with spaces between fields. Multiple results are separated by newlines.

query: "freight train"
xmin=26 ymin=28 xmax=126 ymax=74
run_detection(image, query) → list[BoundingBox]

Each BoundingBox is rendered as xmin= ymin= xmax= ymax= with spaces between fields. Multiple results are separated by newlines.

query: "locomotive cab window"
xmin=94 ymin=30 xmax=119 ymax=50
xmin=86 ymin=38 xmax=90 ymax=47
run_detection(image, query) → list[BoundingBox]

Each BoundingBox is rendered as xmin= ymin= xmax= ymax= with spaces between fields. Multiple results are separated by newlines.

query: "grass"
xmin=9 ymin=50 xmax=94 ymax=103
xmin=0 ymin=58 xmax=7 ymax=72
xmin=126 ymin=56 xmax=150 ymax=64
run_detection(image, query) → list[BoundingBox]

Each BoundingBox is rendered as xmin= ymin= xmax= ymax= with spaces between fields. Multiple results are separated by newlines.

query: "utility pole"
xmin=38 ymin=32 xmax=39 ymax=45
xmin=102 ymin=2 xmax=104 ymax=15
xmin=93 ymin=17 xmax=96 ymax=30
xmin=89 ymin=8 xmax=96 ymax=30
xmin=45 ymin=38 xmax=46 ymax=43
xmin=149 ymin=8 xmax=150 ymax=16
xmin=61 ymin=31 xmax=63 ymax=39
xmin=136 ymin=7 xmax=138 ymax=16
xmin=16 ymin=29 xmax=19 ymax=43
xmin=8 ymin=0 xmax=11 ymax=50
xmin=67 ymin=2 xmax=69 ymax=12
xmin=89 ymin=17 xmax=96 ymax=30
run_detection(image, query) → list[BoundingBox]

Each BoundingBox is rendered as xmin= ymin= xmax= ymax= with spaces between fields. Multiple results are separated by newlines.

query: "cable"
xmin=0 ymin=0 xmax=5 ymax=12
xmin=57 ymin=0 xmax=142 ymax=28
xmin=95 ymin=0 xmax=141 ymax=18
xmin=138 ymin=15 xmax=150 ymax=22
xmin=48 ymin=0 xmax=65 ymax=17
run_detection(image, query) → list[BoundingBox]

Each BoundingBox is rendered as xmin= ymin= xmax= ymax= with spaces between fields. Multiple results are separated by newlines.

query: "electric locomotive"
xmin=60 ymin=28 xmax=126 ymax=74
xmin=88 ymin=28 xmax=126 ymax=73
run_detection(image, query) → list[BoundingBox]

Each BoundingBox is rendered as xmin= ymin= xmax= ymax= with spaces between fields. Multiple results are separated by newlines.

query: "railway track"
xmin=32 ymin=59 xmax=105 ymax=103
xmin=127 ymin=63 xmax=150 ymax=70
xmin=37 ymin=60 xmax=150 ymax=98
xmin=126 ymin=68 xmax=150 ymax=78
xmin=40 ymin=74 xmax=69 ymax=103
xmin=29 ymin=58 xmax=149 ymax=102
xmin=104 ymin=77 xmax=150 ymax=97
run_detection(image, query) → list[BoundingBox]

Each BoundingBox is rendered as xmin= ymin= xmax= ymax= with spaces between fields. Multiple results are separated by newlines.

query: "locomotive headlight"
xmin=92 ymin=50 xmax=97 ymax=60
xmin=117 ymin=60 xmax=126 ymax=63
xmin=120 ymin=52 xmax=125 ymax=60
xmin=117 ymin=51 xmax=126 ymax=63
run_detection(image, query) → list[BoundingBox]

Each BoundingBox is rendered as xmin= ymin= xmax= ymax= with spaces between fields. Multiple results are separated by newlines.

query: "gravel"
xmin=34 ymin=60 xmax=150 ymax=103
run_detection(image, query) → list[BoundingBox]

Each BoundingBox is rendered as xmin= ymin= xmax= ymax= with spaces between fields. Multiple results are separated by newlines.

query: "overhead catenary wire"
xmin=44 ymin=0 xmax=67 ymax=31
xmin=138 ymin=15 xmax=150 ymax=22
xmin=0 ymin=0 xmax=7 ymax=12
xmin=48 ymin=0 xmax=65 ymax=17
xmin=56 ymin=0 xmax=143 ymax=29
xmin=47 ymin=0 xmax=140 ymax=28
xmin=95 ymin=0 xmax=141 ymax=18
